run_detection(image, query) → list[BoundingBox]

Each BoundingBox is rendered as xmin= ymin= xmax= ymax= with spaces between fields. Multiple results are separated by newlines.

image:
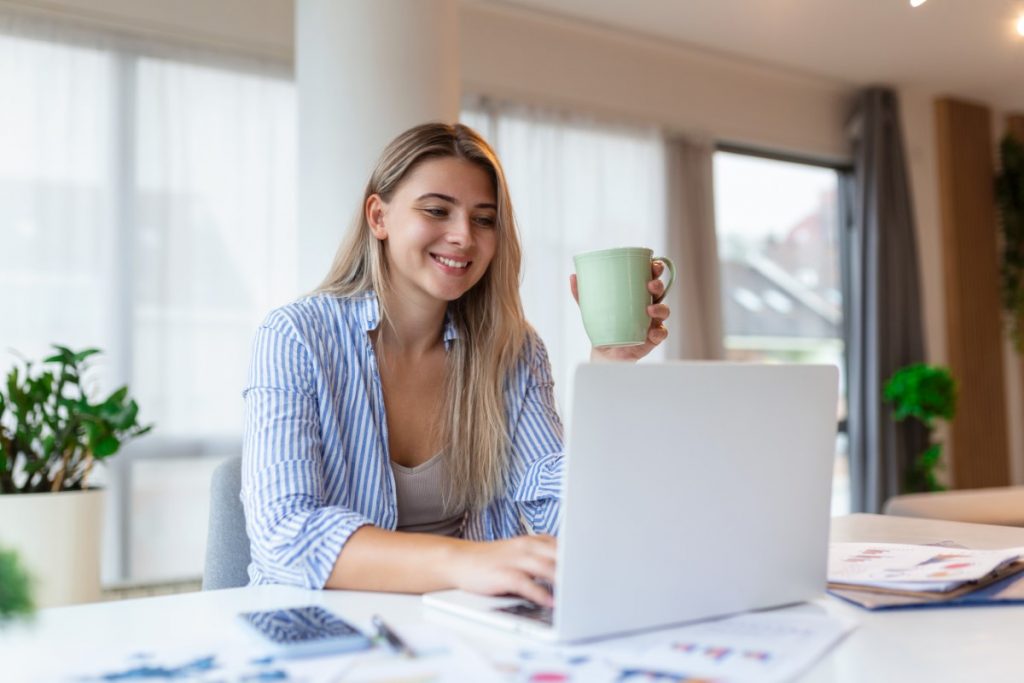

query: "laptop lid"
xmin=553 ymin=362 xmax=839 ymax=641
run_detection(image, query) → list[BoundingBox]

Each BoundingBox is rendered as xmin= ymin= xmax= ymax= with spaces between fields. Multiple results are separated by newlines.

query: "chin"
xmin=426 ymin=275 xmax=483 ymax=302
xmin=434 ymin=286 xmax=475 ymax=303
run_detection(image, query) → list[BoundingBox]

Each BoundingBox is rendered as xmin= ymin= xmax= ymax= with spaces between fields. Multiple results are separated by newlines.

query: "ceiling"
xmin=485 ymin=0 xmax=1024 ymax=111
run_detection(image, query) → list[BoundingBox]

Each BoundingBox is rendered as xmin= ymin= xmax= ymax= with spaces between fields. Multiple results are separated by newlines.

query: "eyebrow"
xmin=416 ymin=193 xmax=497 ymax=210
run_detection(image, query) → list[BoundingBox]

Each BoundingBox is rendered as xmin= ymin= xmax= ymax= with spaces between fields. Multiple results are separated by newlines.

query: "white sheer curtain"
xmin=0 ymin=18 xmax=117 ymax=385
xmin=134 ymin=57 xmax=297 ymax=438
xmin=463 ymin=104 xmax=668 ymax=410
xmin=0 ymin=12 xmax=297 ymax=583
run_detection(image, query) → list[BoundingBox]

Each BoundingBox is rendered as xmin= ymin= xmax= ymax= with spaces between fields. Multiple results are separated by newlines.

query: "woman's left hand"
xmin=569 ymin=260 xmax=671 ymax=363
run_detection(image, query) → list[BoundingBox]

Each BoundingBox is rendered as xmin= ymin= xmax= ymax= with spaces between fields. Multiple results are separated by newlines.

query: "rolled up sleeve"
xmin=241 ymin=320 xmax=372 ymax=588
xmin=509 ymin=333 xmax=565 ymax=536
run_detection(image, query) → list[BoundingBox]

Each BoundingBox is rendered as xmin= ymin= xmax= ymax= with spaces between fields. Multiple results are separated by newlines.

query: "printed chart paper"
xmin=487 ymin=609 xmax=854 ymax=683
xmin=590 ymin=610 xmax=854 ymax=683
xmin=829 ymin=542 xmax=1024 ymax=591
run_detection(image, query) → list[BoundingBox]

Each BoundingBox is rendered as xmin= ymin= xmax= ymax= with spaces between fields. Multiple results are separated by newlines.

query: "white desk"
xmin=3 ymin=513 xmax=1023 ymax=682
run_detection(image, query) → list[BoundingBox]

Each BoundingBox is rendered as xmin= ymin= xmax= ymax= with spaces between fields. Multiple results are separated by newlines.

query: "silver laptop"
xmin=424 ymin=362 xmax=839 ymax=642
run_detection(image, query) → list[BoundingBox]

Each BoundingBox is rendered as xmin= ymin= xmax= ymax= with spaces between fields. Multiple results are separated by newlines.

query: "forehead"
xmin=396 ymin=156 xmax=496 ymax=203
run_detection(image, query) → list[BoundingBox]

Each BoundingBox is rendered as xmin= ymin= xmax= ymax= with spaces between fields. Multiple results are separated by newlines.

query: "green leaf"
xmin=24 ymin=460 xmax=47 ymax=474
xmin=884 ymin=364 xmax=958 ymax=425
xmin=43 ymin=345 xmax=75 ymax=365
xmin=114 ymin=400 xmax=139 ymax=431
xmin=920 ymin=443 xmax=943 ymax=467
xmin=82 ymin=420 xmax=100 ymax=443
xmin=104 ymin=386 xmax=129 ymax=407
xmin=73 ymin=348 xmax=101 ymax=363
xmin=93 ymin=435 xmax=120 ymax=458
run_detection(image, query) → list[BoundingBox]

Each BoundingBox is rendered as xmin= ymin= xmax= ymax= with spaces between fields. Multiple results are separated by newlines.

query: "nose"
xmin=446 ymin=214 xmax=474 ymax=248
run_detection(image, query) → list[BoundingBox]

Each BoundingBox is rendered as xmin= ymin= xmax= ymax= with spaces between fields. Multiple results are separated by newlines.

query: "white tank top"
xmin=390 ymin=452 xmax=465 ymax=537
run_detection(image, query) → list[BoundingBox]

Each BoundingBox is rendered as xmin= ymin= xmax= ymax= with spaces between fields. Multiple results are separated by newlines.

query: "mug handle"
xmin=652 ymin=256 xmax=675 ymax=304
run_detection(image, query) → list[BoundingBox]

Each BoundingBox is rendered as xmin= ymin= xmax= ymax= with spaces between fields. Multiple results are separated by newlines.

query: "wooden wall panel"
xmin=1008 ymin=115 xmax=1024 ymax=141
xmin=934 ymin=98 xmax=1009 ymax=489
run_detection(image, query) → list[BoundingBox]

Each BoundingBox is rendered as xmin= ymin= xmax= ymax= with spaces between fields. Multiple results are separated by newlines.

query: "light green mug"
xmin=573 ymin=247 xmax=675 ymax=348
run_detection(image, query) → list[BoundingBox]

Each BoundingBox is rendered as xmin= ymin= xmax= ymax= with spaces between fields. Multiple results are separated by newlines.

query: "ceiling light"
xmin=910 ymin=0 xmax=927 ymax=7
xmin=1017 ymin=13 xmax=1024 ymax=36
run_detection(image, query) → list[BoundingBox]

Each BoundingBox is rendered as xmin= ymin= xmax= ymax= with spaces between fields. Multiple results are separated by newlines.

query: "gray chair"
xmin=202 ymin=456 xmax=252 ymax=590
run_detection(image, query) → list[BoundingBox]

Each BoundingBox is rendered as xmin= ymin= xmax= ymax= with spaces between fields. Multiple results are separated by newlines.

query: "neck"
xmin=374 ymin=289 xmax=447 ymax=357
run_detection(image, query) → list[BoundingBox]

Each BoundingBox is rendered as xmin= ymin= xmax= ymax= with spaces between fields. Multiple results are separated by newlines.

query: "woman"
xmin=241 ymin=123 xmax=670 ymax=607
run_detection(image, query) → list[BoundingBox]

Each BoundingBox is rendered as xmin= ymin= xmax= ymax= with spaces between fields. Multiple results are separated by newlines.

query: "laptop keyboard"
xmin=496 ymin=602 xmax=554 ymax=625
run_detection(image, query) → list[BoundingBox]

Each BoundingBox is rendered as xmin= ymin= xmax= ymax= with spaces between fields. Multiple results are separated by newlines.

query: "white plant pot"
xmin=0 ymin=488 xmax=104 ymax=607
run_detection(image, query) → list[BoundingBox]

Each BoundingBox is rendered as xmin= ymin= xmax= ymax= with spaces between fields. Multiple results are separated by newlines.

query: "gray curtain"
xmin=664 ymin=136 xmax=725 ymax=360
xmin=846 ymin=88 xmax=930 ymax=513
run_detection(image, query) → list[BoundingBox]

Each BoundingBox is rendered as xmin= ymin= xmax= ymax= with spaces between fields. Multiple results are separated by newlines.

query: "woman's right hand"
xmin=447 ymin=535 xmax=557 ymax=607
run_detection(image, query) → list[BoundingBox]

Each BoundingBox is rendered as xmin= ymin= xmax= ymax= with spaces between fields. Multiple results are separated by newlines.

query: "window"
xmin=713 ymin=150 xmax=851 ymax=515
xmin=0 ymin=20 xmax=296 ymax=583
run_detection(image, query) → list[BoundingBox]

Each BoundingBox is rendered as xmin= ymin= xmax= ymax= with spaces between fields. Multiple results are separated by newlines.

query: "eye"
xmin=474 ymin=215 xmax=497 ymax=228
xmin=423 ymin=207 xmax=448 ymax=218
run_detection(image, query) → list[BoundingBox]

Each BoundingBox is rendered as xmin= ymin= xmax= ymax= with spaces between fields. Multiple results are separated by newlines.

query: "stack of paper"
xmin=828 ymin=542 xmax=1024 ymax=595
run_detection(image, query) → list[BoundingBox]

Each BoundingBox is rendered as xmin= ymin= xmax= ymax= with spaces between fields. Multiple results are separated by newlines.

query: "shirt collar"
xmin=358 ymin=290 xmax=460 ymax=349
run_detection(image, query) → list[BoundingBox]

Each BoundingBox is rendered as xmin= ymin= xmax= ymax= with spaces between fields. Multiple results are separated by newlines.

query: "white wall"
xmin=460 ymin=2 xmax=852 ymax=162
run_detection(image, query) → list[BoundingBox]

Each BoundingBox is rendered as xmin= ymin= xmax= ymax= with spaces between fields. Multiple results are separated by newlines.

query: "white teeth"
xmin=435 ymin=255 xmax=469 ymax=268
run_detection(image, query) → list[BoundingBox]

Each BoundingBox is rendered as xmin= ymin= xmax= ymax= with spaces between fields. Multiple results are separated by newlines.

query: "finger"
xmin=569 ymin=274 xmax=579 ymax=305
xmin=516 ymin=554 xmax=557 ymax=583
xmin=525 ymin=534 xmax=559 ymax=561
xmin=647 ymin=279 xmax=666 ymax=299
xmin=647 ymin=324 xmax=669 ymax=345
xmin=512 ymin=574 xmax=554 ymax=607
xmin=647 ymin=303 xmax=670 ymax=321
xmin=651 ymin=260 xmax=664 ymax=278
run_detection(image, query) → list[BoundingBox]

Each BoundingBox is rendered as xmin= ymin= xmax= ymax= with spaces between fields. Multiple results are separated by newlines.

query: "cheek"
xmin=477 ymin=233 xmax=498 ymax=266
xmin=387 ymin=221 xmax=435 ymax=257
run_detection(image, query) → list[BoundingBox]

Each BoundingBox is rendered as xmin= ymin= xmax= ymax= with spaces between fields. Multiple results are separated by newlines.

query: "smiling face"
xmin=367 ymin=156 xmax=499 ymax=308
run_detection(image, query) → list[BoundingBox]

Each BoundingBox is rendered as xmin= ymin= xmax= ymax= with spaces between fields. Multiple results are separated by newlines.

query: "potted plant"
xmin=996 ymin=133 xmax=1024 ymax=351
xmin=0 ymin=345 xmax=151 ymax=606
xmin=883 ymin=363 xmax=958 ymax=493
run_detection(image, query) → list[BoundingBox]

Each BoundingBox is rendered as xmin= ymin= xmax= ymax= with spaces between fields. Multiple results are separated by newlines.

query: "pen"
xmin=371 ymin=614 xmax=416 ymax=658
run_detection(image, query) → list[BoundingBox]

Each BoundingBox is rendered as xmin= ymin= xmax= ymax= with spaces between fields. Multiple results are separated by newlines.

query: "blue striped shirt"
xmin=241 ymin=291 xmax=565 ymax=588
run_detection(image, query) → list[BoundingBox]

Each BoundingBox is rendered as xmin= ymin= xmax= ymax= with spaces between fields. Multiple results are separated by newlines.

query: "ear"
xmin=366 ymin=194 xmax=388 ymax=240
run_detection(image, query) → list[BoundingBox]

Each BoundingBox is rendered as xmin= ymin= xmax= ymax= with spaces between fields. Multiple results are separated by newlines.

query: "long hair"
xmin=316 ymin=122 xmax=528 ymax=512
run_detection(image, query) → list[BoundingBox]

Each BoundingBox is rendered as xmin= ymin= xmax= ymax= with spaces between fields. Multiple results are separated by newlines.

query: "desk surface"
xmin=3 ymin=513 xmax=1024 ymax=682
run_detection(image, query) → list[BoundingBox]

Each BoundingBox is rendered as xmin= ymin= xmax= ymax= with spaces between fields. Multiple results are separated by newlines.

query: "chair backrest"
xmin=202 ymin=456 xmax=251 ymax=590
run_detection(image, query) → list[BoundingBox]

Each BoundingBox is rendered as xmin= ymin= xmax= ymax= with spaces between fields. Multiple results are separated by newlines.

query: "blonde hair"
xmin=317 ymin=122 xmax=528 ymax=512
